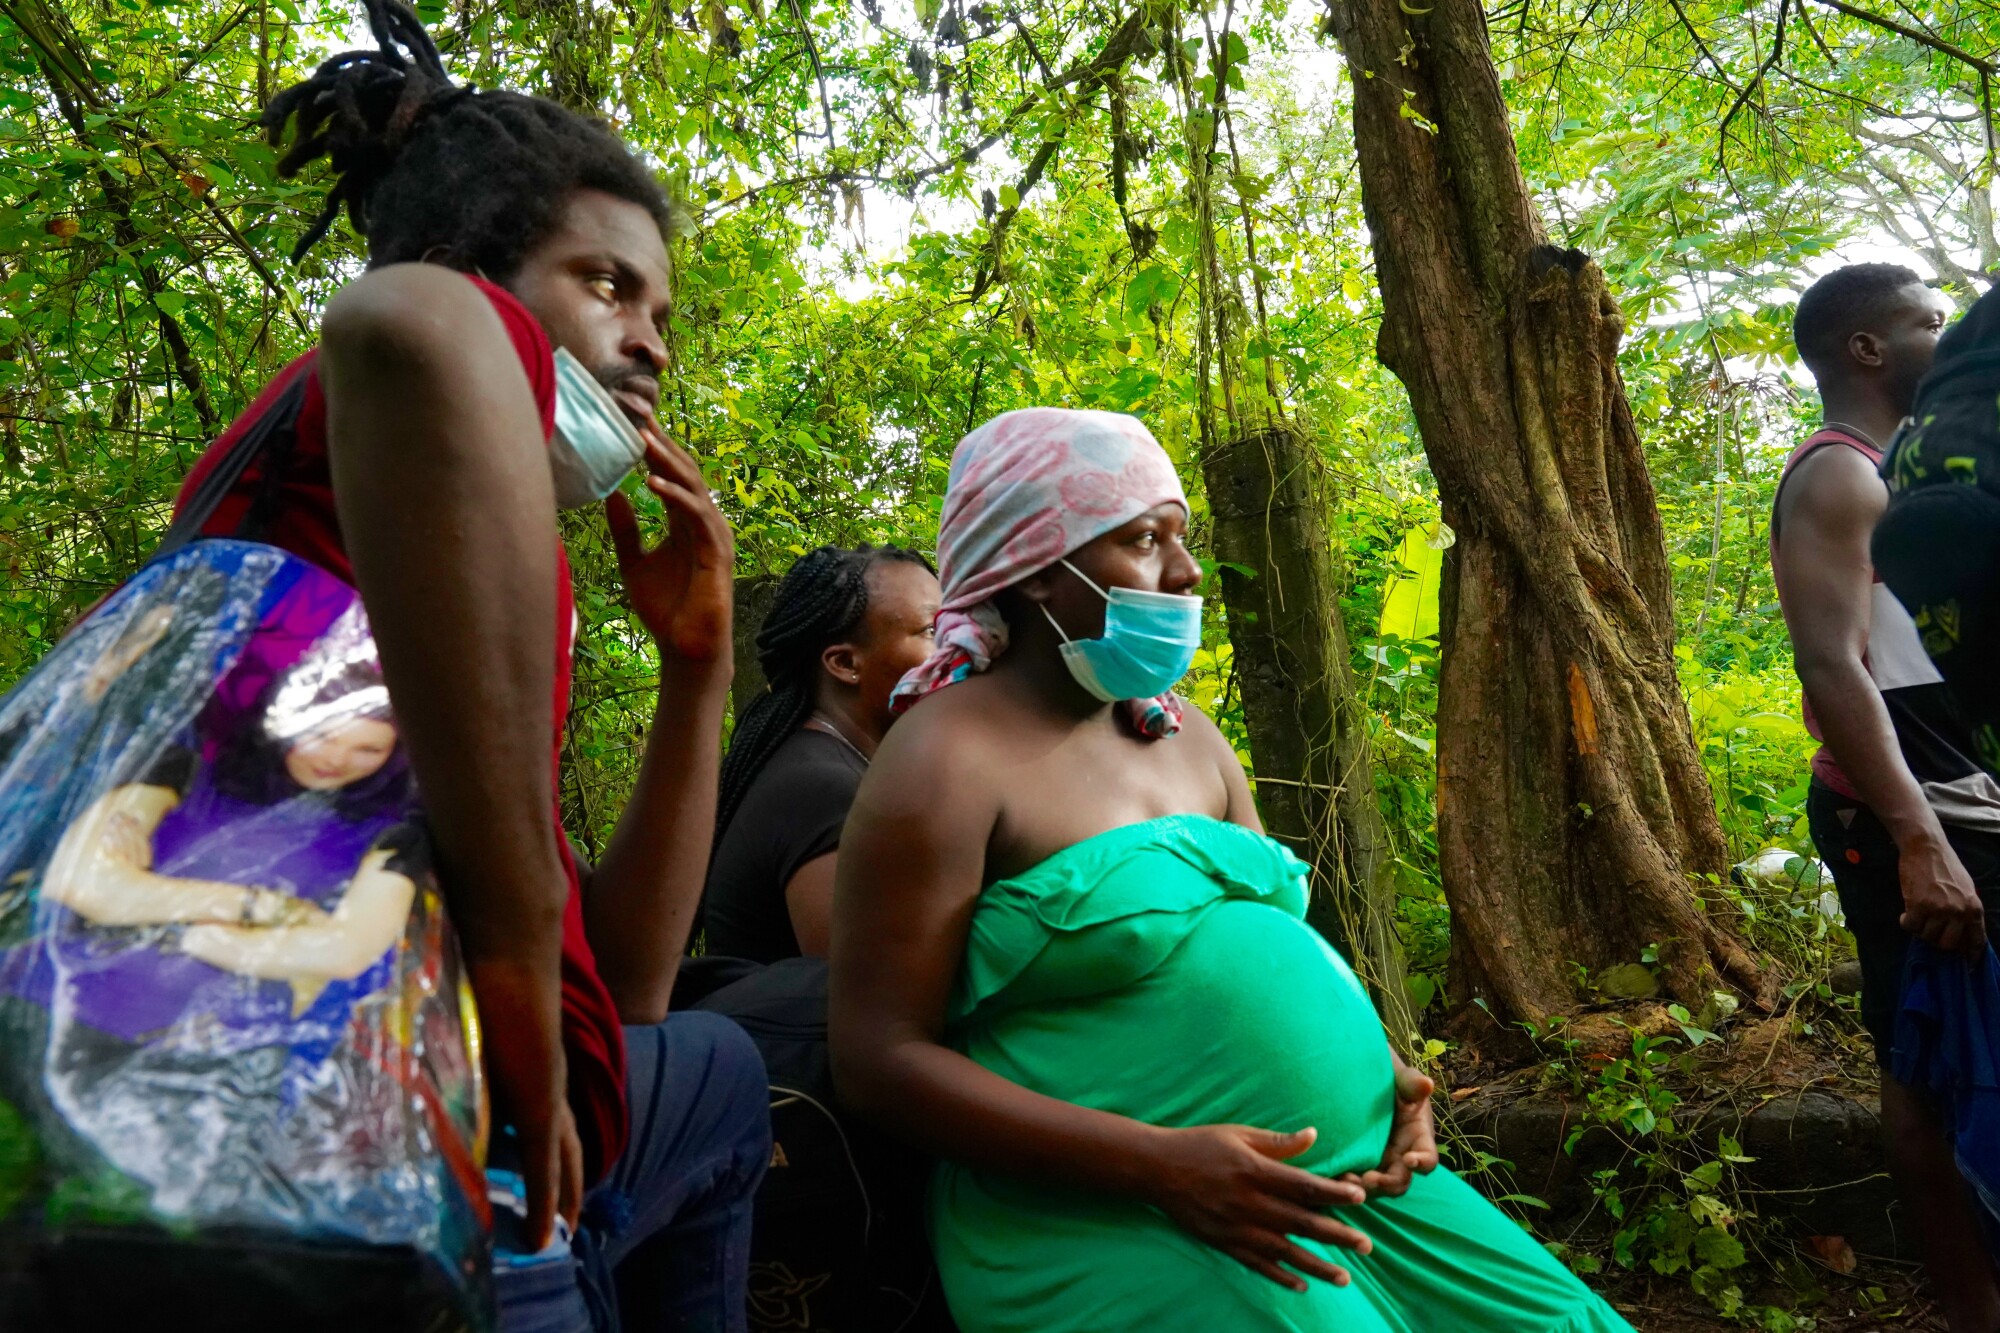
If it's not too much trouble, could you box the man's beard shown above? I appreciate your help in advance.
[593,360,658,402]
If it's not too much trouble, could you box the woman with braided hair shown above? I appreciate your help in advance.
[152,2,771,1327]
[704,545,938,962]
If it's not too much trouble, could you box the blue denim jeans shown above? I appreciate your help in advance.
[494,1012,771,1333]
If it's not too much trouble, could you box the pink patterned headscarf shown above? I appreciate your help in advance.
[890,407,1190,737]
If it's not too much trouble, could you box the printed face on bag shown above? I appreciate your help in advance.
[0,544,481,1277]
[284,716,399,792]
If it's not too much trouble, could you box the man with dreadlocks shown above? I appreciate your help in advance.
[169,3,769,1327]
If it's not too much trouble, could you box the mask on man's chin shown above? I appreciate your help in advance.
[549,347,646,509]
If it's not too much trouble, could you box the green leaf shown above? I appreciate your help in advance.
[998,184,1019,210]
[1717,1134,1754,1164]
[1377,521,1450,641]
[1405,972,1437,1010]
[1494,1193,1549,1209]
[1685,1160,1724,1189]
[1693,1226,1746,1270]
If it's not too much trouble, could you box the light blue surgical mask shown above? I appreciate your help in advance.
[549,347,646,509]
[1040,558,1203,703]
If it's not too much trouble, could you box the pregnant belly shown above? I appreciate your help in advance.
[963,899,1398,1177]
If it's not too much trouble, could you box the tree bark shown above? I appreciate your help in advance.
[1205,425,1414,1034]
[729,574,780,723]
[1325,0,1764,1024]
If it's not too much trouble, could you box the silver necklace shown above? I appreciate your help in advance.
[809,712,871,766]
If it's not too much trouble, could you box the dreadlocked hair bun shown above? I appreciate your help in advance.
[262,0,673,275]
[714,544,933,843]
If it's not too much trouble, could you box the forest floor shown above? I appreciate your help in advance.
[1436,975,1940,1332]
[1602,1264,1940,1331]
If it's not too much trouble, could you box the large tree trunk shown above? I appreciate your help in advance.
[729,574,780,722]
[1205,425,1414,1034]
[1325,0,1763,1023]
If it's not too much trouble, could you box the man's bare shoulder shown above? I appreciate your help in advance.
[1781,440,1886,518]
[321,264,503,360]
[1777,440,1886,547]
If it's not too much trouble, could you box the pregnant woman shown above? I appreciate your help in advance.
[828,408,1631,1332]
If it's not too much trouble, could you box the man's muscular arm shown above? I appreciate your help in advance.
[319,264,582,1248]
[1776,444,1983,953]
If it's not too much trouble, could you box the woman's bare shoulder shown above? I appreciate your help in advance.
[1173,695,1234,750]
[882,677,1018,752]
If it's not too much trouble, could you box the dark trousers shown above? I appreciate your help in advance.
[494,1011,771,1333]
[1806,781,2000,1068]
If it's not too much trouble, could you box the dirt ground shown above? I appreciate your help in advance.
[1439,997,1948,1332]
[1600,1259,1942,1331]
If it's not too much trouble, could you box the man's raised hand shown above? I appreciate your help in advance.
[605,424,734,668]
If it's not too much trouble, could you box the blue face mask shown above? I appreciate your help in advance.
[1040,559,1203,703]
[549,347,646,509]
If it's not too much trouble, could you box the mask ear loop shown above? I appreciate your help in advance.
[1043,557,1113,643]
[1039,602,1075,644]
[1059,558,1112,600]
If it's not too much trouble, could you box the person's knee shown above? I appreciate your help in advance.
[668,1011,772,1165]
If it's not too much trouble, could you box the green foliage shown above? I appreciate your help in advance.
[1537,1022,1814,1330]
[0,1095,39,1222]
[5,0,1994,1316]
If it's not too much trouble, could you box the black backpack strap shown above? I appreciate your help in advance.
[155,373,310,560]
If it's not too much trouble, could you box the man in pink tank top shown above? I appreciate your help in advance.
[1774,264,2000,1326]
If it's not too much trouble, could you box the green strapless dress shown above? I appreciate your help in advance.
[931,815,1633,1333]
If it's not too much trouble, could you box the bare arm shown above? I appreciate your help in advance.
[179,848,413,981]
[318,264,580,1245]
[1776,445,1982,952]
[1184,707,1261,833]
[829,709,1371,1293]
[45,785,308,927]
[582,430,735,1023]
[784,851,836,957]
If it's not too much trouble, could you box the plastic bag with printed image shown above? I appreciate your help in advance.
[0,539,490,1329]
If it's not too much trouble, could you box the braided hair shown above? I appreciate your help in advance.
[261,0,673,274]
[715,544,933,843]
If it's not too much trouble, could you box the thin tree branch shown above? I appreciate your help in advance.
[1717,0,1791,168]
[783,0,838,147]
[151,3,253,100]
[1663,0,1744,95]
[1006,5,1055,83]
[1793,0,1838,66]
[1806,0,1997,75]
